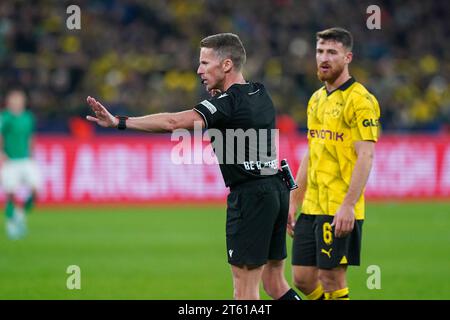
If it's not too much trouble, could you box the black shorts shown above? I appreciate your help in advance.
[226,175,289,267]
[292,214,363,269]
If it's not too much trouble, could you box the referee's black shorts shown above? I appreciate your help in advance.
[226,175,289,267]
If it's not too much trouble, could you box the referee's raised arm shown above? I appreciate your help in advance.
[86,96,205,132]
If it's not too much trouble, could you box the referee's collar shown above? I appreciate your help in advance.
[326,77,355,96]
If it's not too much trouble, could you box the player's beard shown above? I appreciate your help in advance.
[317,63,345,83]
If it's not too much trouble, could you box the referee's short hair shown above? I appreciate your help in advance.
[200,33,247,71]
[316,27,353,51]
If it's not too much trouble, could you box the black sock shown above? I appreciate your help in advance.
[278,288,302,300]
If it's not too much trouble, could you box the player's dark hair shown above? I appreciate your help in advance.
[200,33,246,71]
[316,27,353,51]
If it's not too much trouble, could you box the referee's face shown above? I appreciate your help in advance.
[316,39,350,83]
[198,47,226,92]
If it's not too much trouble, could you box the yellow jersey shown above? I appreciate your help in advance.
[302,78,380,220]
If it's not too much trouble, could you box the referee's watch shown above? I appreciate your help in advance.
[115,116,128,130]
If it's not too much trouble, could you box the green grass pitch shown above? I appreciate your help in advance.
[1,202,449,299]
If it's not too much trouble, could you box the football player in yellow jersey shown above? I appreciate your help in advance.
[287,28,380,300]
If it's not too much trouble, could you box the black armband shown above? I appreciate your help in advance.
[115,116,128,130]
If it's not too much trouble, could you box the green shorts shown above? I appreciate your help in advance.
[226,175,289,267]
[292,214,363,269]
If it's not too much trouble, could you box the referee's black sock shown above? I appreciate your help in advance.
[278,288,302,300]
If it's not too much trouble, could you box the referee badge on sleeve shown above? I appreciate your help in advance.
[200,100,217,114]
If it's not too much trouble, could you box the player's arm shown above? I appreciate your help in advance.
[332,140,374,237]
[30,114,36,157]
[0,119,7,164]
[287,149,309,237]
[85,96,205,132]
[0,135,6,164]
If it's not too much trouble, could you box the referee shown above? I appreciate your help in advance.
[86,33,300,300]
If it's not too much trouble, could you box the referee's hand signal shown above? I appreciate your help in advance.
[86,96,118,129]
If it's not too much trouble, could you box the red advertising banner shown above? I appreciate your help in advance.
[2,134,450,203]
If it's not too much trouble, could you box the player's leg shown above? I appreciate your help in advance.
[5,194,26,239]
[4,193,16,233]
[292,214,324,299]
[1,161,15,219]
[315,216,364,300]
[292,265,324,299]
[6,160,32,237]
[4,194,15,219]
[318,266,349,300]
[24,190,37,212]
[24,159,41,213]
[231,264,264,300]
[1,162,23,239]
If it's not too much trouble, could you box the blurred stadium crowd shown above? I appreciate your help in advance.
[0,0,449,133]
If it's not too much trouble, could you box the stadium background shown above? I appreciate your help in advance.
[0,0,449,299]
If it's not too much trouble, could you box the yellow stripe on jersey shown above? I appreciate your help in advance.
[302,78,380,220]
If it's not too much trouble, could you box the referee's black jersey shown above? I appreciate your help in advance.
[194,82,278,188]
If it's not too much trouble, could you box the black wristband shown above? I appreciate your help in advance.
[115,116,128,130]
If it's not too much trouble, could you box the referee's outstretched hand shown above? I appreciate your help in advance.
[86,96,118,128]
